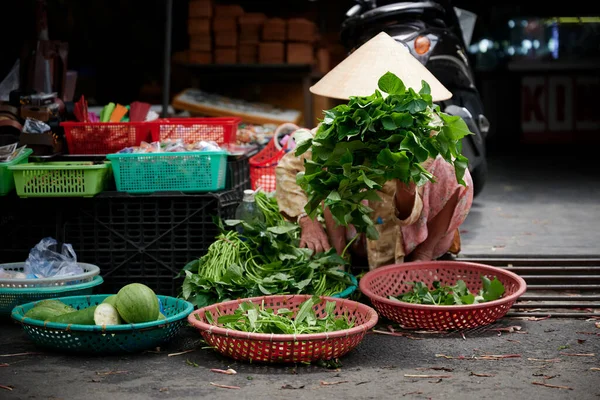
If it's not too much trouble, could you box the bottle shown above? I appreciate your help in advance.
[235,190,265,230]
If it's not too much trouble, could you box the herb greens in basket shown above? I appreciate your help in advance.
[202,296,355,335]
[179,192,353,308]
[294,72,472,240]
[389,276,505,305]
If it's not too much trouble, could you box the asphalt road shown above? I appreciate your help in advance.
[1,317,598,400]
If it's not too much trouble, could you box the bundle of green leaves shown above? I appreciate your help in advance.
[203,296,355,335]
[390,276,506,305]
[295,72,473,240]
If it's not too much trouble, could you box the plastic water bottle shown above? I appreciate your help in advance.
[235,190,265,233]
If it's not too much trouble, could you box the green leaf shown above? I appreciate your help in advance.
[327,191,341,202]
[460,293,475,304]
[267,225,299,235]
[453,154,469,186]
[392,112,413,128]
[359,170,379,189]
[295,139,313,156]
[440,113,473,140]
[378,72,406,95]
[482,276,505,301]
[419,80,431,95]
[381,116,397,130]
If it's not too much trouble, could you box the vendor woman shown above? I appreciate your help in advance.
[275,32,474,270]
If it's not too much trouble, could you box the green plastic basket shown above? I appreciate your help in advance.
[11,294,194,354]
[331,272,358,299]
[106,150,227,194]
[0,148,33,196]
[8,161,112,198]
[0,275,103,317]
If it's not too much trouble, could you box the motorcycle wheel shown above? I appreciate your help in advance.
[470,158,487,198]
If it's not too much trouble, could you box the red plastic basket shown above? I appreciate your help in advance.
[156,117,241,145]
[248,137,287,192]
[61,117,241,155]
[187,294,379,363]
[61,121,158,155]
[359,261,527,331]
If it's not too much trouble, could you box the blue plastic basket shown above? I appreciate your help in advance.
[0,275,103,317]
[106,150,228,194]
[11,294,194,354]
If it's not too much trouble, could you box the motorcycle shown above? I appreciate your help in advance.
[340,0,489,196]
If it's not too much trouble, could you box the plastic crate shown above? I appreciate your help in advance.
[225,154,251,194]
[249,138,287,193]
[156,117,241,145]
[8,161,112,198]
[0,148,33,196]
[61,121,158,155]
[62,190,241,296]
[107,150,227,194]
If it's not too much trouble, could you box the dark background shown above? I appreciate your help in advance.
[1,0,599,152]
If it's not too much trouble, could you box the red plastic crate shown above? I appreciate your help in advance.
[61,121,158,155]
[156,117,241,145]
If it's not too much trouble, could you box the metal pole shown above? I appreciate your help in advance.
[162,0,173,118]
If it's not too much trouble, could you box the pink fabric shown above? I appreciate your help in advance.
[401,157,474,258]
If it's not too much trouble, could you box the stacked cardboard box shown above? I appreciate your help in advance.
[286,18,317,65]
[188,0,213,64]
[183,2,323,67]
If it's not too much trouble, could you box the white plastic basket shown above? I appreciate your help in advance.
[0,262,100,289]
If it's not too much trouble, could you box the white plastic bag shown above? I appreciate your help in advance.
[23,237,83,278]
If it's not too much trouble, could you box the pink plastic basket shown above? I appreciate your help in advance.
[188,294,378,363]
[359,261,527,331]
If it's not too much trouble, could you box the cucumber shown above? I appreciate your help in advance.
[24,300,76,321]
[94,303,121,325]
[48,305,98,325]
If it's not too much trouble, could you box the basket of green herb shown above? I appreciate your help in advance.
[188,294,378,363]
[359,261,527,331]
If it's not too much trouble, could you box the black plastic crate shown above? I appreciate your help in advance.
[225,155,251,194]
[62,190,240,296]
[0,194,58,263]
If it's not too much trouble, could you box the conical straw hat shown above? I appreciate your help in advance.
[310,31,452,101]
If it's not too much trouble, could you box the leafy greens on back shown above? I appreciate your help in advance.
[295,72,472,240]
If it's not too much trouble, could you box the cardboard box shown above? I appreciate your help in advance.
[239,43,258,63]
[188,0,212,18]
[187,18,210,35]
[287,18,317,42]
[189,51,212,64]
[239,13,266,44]
[189,35,212,52]
[215,48,237,64]
[259,42,284,64]
[214,4,244,18]
[213,17,237,32]
[286,43,314,64]
[262,18,286,41]
[316,47,331,74]
[215,31,237,48]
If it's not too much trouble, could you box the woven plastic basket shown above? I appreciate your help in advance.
[11,294,194,354]
[0,148,33,196]
[248,137,287,193]
[188,294,378,363]
[359,261,527,331]
[0,262,100,289]
[9,161,112,198]
[0,275,103,317]
[107,150,227,194]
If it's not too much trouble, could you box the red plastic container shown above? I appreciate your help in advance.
[61,117,242,155]
[249,137,287,192]
[62,121,157,155]
[156,117,241,145]
[188,294,378,363]
[359,261,527,331]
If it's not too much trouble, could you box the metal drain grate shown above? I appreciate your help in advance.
[456,257,600,318]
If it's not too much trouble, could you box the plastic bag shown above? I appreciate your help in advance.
[23,237,83,278]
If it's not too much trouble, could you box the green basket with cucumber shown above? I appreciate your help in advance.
[11,283,194,354]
